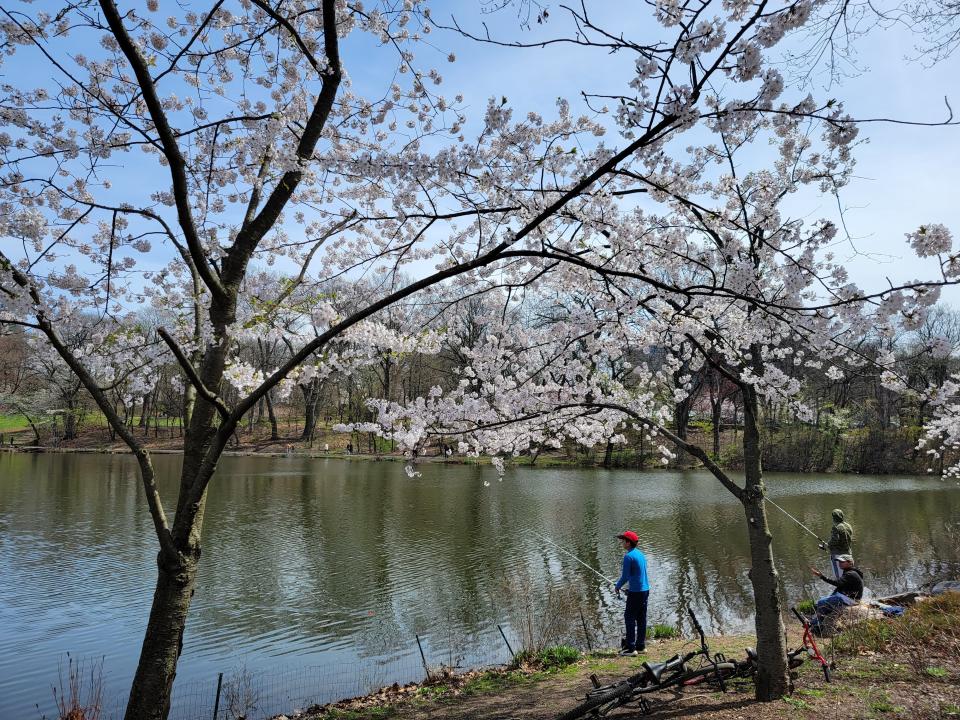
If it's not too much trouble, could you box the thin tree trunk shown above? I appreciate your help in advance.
[711,398,722,458]
[265,390,279,441]
[139,395,150,428]
[16,405,42,445]
[741,387,789,701]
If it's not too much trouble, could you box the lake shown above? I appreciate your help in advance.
[1,452,958,719]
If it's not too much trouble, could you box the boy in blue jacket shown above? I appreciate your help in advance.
[615,530,650,655]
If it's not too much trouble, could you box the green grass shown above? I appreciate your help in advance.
[585,658,619,672]
[870,700,901,714]
[459,671,521,696]
[795,599,816,615]
[0,412,186,434]
[783,696,810,710]
[0,414,30,432]
[513,645,580,671]
[413,683,450,700]
[647,623,679,640]
[851,687,906,717]
[925,666,948,678]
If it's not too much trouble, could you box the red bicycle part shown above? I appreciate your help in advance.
[792,606,832,683]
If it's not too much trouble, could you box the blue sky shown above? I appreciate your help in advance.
[5,1,958,305]
[422,2,960,303]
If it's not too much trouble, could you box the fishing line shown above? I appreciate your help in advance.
[763,495,828,550]
[528,529,618,586]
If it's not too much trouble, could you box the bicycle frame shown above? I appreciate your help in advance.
[560,607,830,720]
[791,606,832,682]
[582,609,731,711]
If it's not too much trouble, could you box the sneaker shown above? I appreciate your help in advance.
[620,649,638,656]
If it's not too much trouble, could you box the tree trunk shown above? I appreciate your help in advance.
[17,406,41,445]
[124,552,199,720]
[671,398,692,467]
[64,405,77,440]
[300,381,321,442]
[603,438,614,467]
[741,387,789,701]
[139,395,150,428]
[183,384,196,432]
[673,398,691,440]
[302,399,317,442]
[265,390,279,441]
[711,398,722,458]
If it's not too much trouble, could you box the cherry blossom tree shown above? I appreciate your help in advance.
[2,0,956,715]
[349,114,959,697]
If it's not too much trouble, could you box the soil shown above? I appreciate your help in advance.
[295,632,960,720]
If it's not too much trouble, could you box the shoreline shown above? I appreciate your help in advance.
[0,444,918,476]
[0,444,494,464]
[0,443,904,475]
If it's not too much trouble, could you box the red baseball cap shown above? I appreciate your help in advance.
[617,530,639,543]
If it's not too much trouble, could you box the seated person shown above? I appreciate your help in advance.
[809,554,863,625]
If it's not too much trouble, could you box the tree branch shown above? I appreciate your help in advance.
[98,0,226,302]
[157,328,230,421]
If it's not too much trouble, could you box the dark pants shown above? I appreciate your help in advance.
[624,590,649,651]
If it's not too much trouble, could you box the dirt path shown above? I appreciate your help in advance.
[308,627,960,720]
[394,654,959,720]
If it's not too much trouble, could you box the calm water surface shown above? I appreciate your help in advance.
[1,453,958,718]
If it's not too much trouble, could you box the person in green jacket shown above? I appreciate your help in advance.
[823,509,853,578]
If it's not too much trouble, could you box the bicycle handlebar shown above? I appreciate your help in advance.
[791,606,806,624]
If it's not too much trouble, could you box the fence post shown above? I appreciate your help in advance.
[212,672,223,720]
[415,634,432,681]
[579,609,593,652]
[496,624,515,658]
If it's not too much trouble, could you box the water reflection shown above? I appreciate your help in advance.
[0,453,957,718]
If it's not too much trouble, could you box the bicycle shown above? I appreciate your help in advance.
[556,608,820,719]
[555,609,746,720]
[791,605,833,682]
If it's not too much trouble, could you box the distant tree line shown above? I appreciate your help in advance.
[4,297,957,475]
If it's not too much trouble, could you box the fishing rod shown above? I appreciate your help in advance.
[763,495,828,549]
[529,529,618,586]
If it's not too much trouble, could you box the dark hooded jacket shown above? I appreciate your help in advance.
[828,509,853,554]
[819,565,864,600]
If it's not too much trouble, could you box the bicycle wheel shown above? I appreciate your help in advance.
[821,663,832,683]
[555,682,634,720]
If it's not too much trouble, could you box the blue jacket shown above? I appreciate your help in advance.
[615,547,649,593]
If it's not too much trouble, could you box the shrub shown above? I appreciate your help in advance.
[831,617,894,655]
[647,623,679,640]
[512,645,580,671]
[49,654,103,720]
[832,591,960,667]
[497,568,596,656]
[536,645,581,670]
